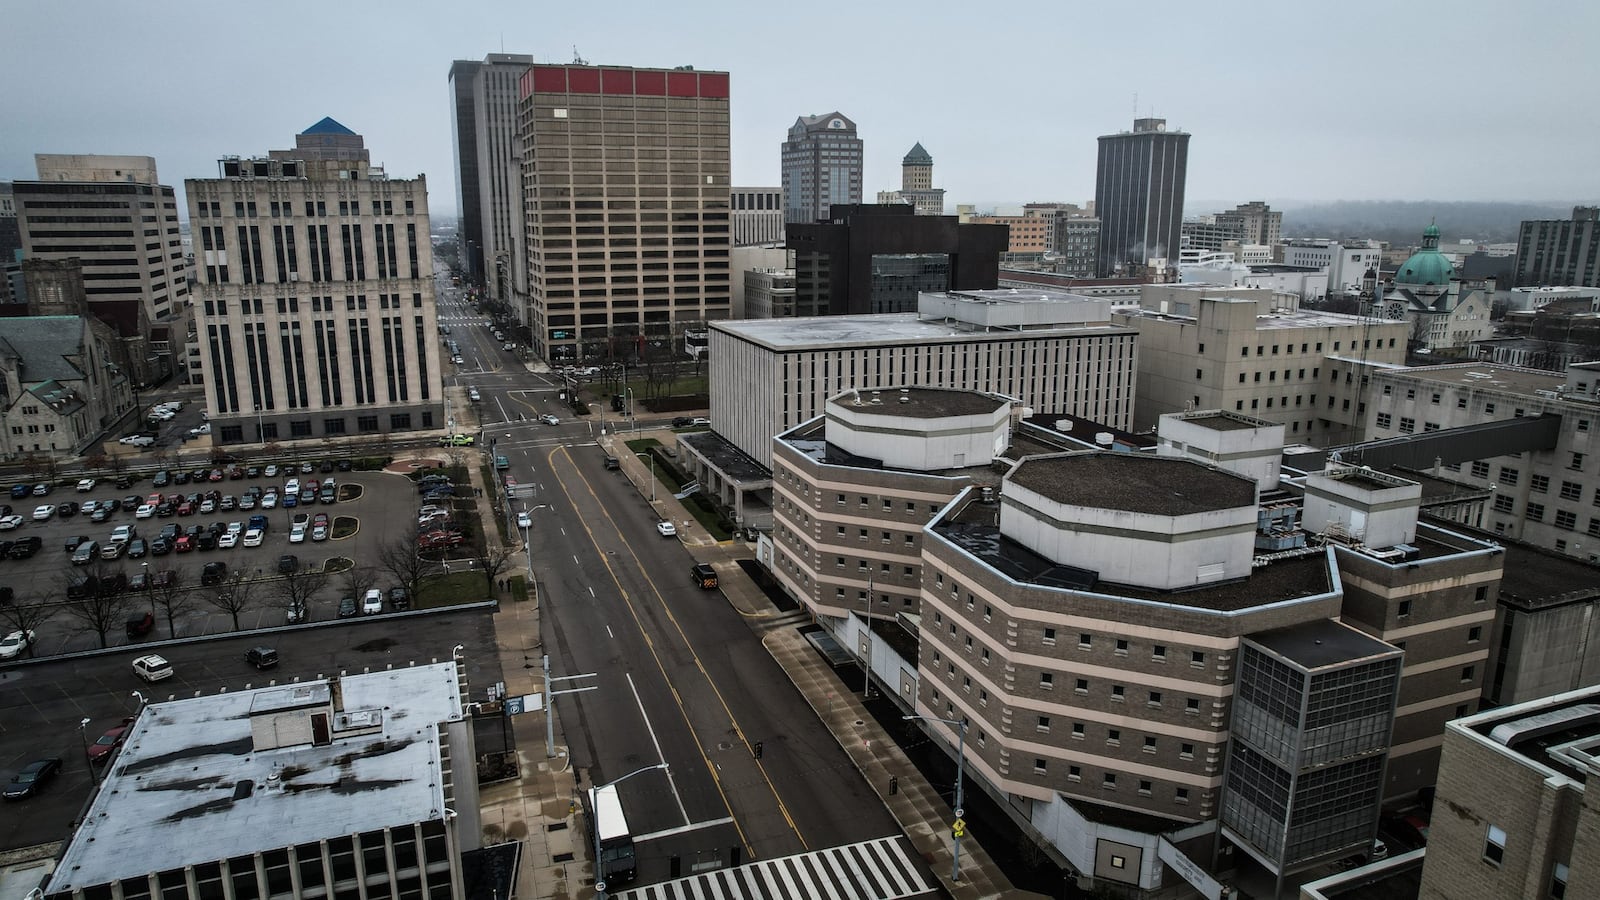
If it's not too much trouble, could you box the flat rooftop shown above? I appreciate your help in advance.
[1461,687,1600,787]
[779,418,1007,483]
[1176,411,1273,432]
[678,430,773,485]
[710,313,1135,350]
[832,387,1008,419]
[1009,453,1257,517]
[1378,363,1565,396]
[1417,514,1600,609]
[1123,305,1390,331]
[1249,619,1399,670]
[51,664,463,891]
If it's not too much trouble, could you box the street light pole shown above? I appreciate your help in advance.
[592,763,669,900]
[79,717,98,786]
[863,575,874,698]
[634,452,656,502]
[904,714,968,883]
[143,561,153,615]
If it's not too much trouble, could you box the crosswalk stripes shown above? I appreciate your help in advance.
[612,835,937,900]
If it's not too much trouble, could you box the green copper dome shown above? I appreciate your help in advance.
[1395,220,1455,287]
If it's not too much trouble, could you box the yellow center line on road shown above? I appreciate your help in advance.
[546,444,808,857]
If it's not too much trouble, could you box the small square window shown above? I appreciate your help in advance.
[1484,824,1506,866]
[1075,679,1089,693]
[1111,685,1125,700]
[1033,759,1048,775]
[1042,627,1056,645]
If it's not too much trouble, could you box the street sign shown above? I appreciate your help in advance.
[504,694,543,715]
[951,818,966,838]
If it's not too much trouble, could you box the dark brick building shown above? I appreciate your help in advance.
[784,204,1006,316]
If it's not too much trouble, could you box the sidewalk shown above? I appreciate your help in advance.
[601,430,1044,900]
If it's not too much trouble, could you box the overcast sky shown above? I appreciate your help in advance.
[4,0,1597,219]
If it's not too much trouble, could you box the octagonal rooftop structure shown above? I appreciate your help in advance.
[1003,452,1261,590]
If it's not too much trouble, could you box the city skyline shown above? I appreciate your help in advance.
[4,1,1598,219]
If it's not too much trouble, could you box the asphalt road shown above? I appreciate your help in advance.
[0,608,500,853]
[502,425,902,883]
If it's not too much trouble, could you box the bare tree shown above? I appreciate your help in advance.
[378,523,431,606]
[207,570,261,631]
[148,564,196,637]
[472,541,519,595]
[273,565,330,619]
[338,565,379,603]
[85,452,110,479]
[0,592,56,660]
[60,565,132,649]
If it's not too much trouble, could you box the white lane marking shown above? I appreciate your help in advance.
[627,671,690,825]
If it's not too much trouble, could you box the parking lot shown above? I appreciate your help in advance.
[0,465,468,655]
[0,608,502,852]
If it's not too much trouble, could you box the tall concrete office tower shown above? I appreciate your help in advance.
[1094,117,1190,277]
[186,119,444,445]
[781,112,862,224]
[518,64,731,366]
[13,155,189,385]
[449,53,533,320]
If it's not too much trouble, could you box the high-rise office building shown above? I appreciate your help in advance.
[781,112,862,224]
[186,119,444,445]
[1215,200,1281,247]
[1512,206,1600,287]
[12,155,188,375]
[1094,118,1190,277]
[518,64,732,365]
[449,53,533,319]
[730,186,784,246]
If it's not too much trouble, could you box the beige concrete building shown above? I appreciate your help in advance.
[186,119,444,445]
[1417,686,1600,900]
[896,143,944,216]
[730,186,783,246]
[769,388,1016,625]
[742,267,796,319]
[449,53,534,320]
[1114,284,1409,443]
[519,64,731,366]
[1366,362,1600,558]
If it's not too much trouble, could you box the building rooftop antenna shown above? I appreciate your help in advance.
[572,45,588,65]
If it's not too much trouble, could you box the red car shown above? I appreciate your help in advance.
[176,502,195,517]
[417,530,465,549]
[209,469,225,482]
[174,534,194,552]
[86,717,137,765]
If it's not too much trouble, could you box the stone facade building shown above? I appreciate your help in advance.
[186,119,444,445]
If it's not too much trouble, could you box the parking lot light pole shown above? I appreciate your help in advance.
[904,713,969,883]
[79,717,98,786]
[593,763,669,900]
[143,562,153,614]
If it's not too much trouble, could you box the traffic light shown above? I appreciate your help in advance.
[753,741,763,759]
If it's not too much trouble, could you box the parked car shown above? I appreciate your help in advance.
[76,478,96,492]
[277,554,298,573]
[539,414,560,426]
[388,586,411,611]
[2,758,63,799]
[245,646,279,669]
[338,596,358,618]
[86,718,137,765]
[125,612,155,639]
[0,629,37,660]
[656,521,677,537]
[126,538,148,558]
[361,589,384,615]
[0,515,23,530]
[131,654,172,682]
[32,505,54,521]
[7,536,41,559]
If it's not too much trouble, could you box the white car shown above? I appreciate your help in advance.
[264,464,279,478]
[217,531,239,549]
[119,435,155,447]
[540,414,560,425]
[32,505,54,521]
[656,521,677,537]
[503,342,516,351]
[261,492,278,509]
[199,498,216,514]
[0,630,37,660]
[361,588,384,615]
[285,478,300,495]
[189,423,211,436]
[452,355,465,364]
[0,515,22,530]
[132,654,173,683]
[226,521,243,535]
[242,528,264,548]
[110,525,135,544]
[289,524,307,544]
[76,478,96,492]
[135,504,156,519]
[468,388,481,402]
[516,511,532,529]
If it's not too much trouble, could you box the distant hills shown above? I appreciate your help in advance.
[1279,200,1577,245]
